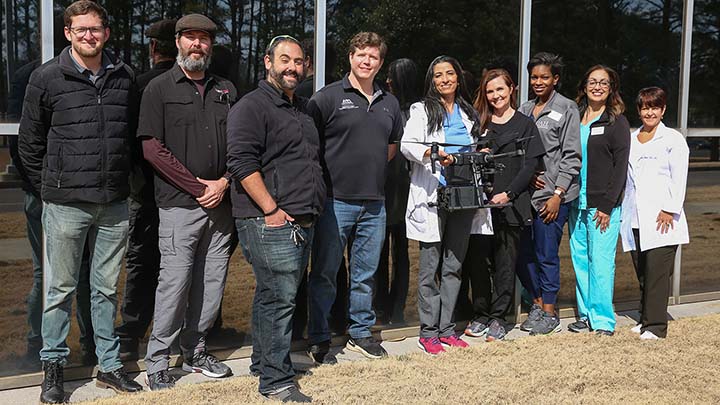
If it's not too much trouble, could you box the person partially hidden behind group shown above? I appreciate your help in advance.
[620,87,689,340]
[401,56,493,355]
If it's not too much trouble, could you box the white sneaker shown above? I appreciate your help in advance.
[640,331,660,340]
[631,323,642,334]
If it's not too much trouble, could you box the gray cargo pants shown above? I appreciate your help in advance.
[145,202,233,375]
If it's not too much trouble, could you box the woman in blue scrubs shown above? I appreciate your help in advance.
[568,65,630,336]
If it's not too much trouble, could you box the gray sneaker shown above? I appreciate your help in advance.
[464,320,489,337]
[568,319,590,333]
[485,320,507,342]
[530,312,561,336]
[182,351,232,378]
[520,304,543,332]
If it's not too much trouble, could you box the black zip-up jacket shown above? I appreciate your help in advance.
[18,47,138,204]
[585,111,631,214]
[226,81,326,218]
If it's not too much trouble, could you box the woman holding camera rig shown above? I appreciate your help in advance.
[465,68,545,342]
[401,55,492,355]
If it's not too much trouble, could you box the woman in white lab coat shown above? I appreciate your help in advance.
[401,55,492,355]
[620,86,689,340]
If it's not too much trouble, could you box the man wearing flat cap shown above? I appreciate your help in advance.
[115,18,177,362]
[140,14,237,390]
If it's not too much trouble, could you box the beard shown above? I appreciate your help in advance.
[269,65,303,91]
[73,42,103,58]
[177,48,211,72]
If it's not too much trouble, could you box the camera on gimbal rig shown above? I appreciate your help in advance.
[410,131,529,211]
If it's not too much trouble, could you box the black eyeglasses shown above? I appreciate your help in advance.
[67,25,105,37]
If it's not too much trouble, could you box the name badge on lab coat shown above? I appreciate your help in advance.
[548,111,562,121]
[590,126,605,136]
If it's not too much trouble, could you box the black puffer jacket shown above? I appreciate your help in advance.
[18,46,137,204]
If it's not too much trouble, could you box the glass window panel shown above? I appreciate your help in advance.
[530,0,683,128]
[689,0,720,127]
[1,0,42,124]
[680,171,720,295]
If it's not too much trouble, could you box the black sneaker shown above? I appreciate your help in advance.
[182,351,232,378]
[307,340,338,365]
[568,319,590,333]
[346,337,387,359]
[96,367,143,393]
[263,386,312,403]
[520,304,543,332]
[40,360,65,404]
[529,312,561,336]
[145,370,175,391]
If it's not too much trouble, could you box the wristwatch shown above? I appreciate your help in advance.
[505,190,517,200]
[553,189,565,198]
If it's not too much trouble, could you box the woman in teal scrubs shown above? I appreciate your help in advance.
[568,65,630,336]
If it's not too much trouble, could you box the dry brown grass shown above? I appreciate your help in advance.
[0,212,26,239]
[82,313,720,405]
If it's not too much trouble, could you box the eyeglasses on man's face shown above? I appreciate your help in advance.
[67,25,106,38]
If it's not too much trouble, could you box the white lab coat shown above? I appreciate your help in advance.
[400,101,493,243]
[620,122,690,252]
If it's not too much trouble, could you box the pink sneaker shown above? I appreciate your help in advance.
[418,337,446,355]
[439,334,469,348]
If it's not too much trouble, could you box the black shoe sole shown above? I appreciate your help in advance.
[96,380,143,393]
[345,340,386,359]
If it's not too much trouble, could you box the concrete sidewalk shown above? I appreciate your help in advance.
[1,299,719,404]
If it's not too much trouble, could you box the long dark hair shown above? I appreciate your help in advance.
[576,64,625,124]
[422,55,476,133]
[387,58,421,110]
[473,68,517,132]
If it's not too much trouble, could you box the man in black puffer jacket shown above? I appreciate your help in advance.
[17,1,142,403]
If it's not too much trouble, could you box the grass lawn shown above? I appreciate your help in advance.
[82,313,720,404]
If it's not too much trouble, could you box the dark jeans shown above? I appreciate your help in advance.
[630,229,677,338]
[471,222,525,330]
[237,218,313,394]
[516,203,570,305]
[116,196,160,345]
[24,193,94,356]
[373,223,409,324]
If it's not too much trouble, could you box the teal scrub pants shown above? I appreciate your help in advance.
[568,206,621,332]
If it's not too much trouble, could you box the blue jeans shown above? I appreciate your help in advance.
[517,203,570,305]
[41,201,128,372]
[25,193,94,356]
[236,217,313,394]
[308,199,386,344]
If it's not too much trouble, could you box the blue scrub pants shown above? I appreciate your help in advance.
[568,206,621,332]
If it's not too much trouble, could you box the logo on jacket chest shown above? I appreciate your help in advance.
[338,98,359,111]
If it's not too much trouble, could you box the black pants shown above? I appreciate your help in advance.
[116,196,160,344]
[458,235,493,322]
[373,223,410,324]
[630,229,677,338]
[469,223,525,330]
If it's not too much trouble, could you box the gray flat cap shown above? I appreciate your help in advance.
[175,14,217,37]
[146,19,176,40]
